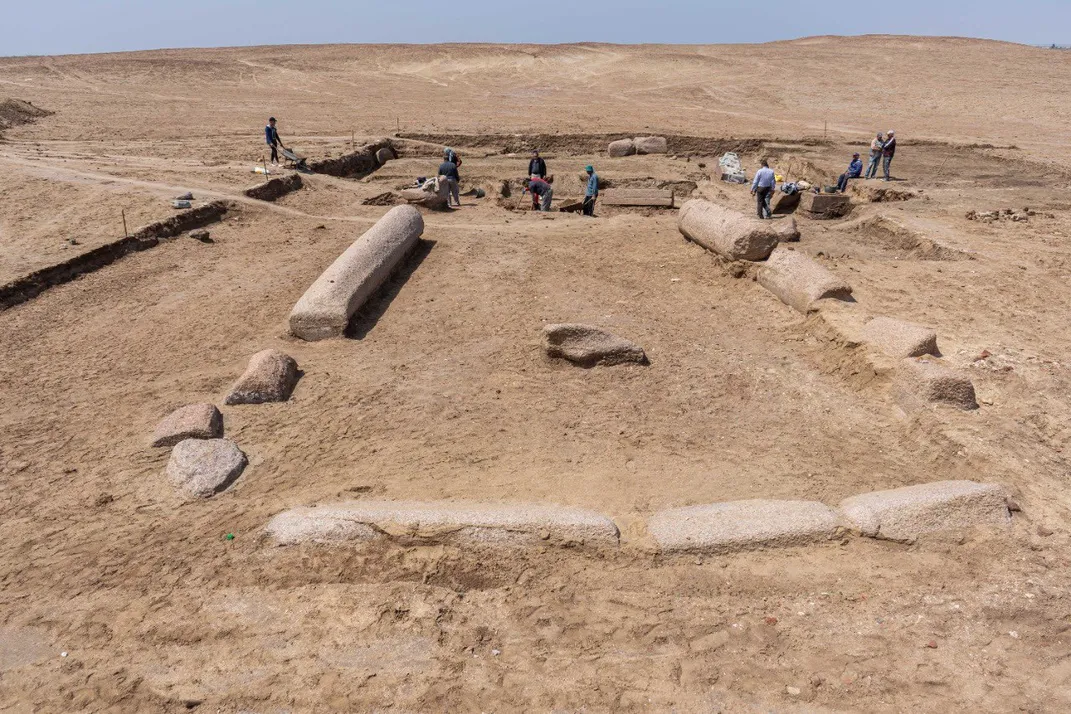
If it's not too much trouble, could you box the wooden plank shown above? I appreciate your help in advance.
[600,188,674,207]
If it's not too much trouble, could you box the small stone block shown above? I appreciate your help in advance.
[757,247,853,313]
[166,438,247,498]
[225,349,300,405]
[862,316,939,358]
[800,192,852,218]
[648,500,840,554]
[150,403,223,448]
[894,357,978,411]
[839,481,1010,542]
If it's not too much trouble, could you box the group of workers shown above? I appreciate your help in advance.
[750,129,900,219]
[522,150,599,216]
[434,146,599,216]
[834,129,898,192]
[264,117,897,222]
[265,120,600,215]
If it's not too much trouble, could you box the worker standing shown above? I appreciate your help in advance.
[528,150,547,180]
[438,156,461,207]
[751,159,776,219]
[265,117,284,165]
[865,132,884,179]
[526,177,554,211]
[583,165,599,217]
[882,130,897,182]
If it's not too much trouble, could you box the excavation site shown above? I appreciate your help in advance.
[1,39,1071,712]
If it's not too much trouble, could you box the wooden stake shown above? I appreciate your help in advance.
[122,209,128,238]
[935,155,950,178]
[824,121,827,138]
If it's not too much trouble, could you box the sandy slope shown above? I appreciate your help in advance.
[1,38,1071,712]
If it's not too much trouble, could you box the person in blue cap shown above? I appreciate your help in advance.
[583,165,599,217]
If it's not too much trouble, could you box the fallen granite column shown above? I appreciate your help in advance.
[289,205,424,341]
[677,199,799,261]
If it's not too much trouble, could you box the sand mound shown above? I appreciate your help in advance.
[0,98,52,133]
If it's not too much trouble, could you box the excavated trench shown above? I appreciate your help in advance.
[396,132,830,158]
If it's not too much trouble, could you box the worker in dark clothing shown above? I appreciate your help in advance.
[882,130,897,181]
[265,117,284,164]
[525,176,554,211]
[528,150,547,180]
[438,158,461,207]
[836,153,864,192]
[443,147,461,167]
[583,165,599,217]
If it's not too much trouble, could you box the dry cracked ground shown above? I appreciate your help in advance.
[2,37,1071,712]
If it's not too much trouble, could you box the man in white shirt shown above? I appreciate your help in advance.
[751,159,777,219]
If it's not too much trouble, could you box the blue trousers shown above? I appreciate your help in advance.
[865,154,880,178]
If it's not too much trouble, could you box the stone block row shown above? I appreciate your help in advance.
[264,481,1012,555]
[607,136,669,157]
[650,481,1010,553]
[675,198,977,411]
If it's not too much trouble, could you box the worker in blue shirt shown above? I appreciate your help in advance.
[583,165,599,217]
[751,159,777,219]
[265,117,284,164]
[837,153,864,192]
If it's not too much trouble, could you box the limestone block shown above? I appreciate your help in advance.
[608,139,636,157]
[634,136,668,155]
[800,191,853,218]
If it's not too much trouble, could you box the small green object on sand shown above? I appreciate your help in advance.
[225,533,235,541]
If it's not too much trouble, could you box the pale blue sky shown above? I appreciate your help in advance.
[5,0,1070,57]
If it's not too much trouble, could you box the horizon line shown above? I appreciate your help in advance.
[0,33,1051,61]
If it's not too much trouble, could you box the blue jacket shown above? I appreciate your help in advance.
[586,172,599,197]
[265,125,279,146]
[847,159,863,178]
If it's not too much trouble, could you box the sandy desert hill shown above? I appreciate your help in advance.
[0,37,1069,151]
[2,36,1071,713]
